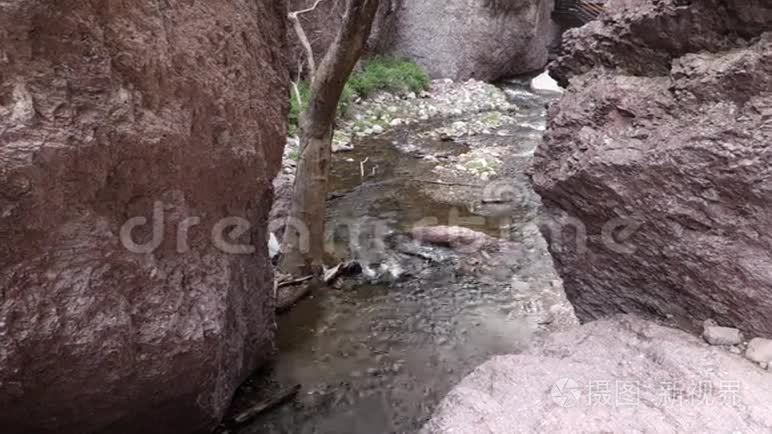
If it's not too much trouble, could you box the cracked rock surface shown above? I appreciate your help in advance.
[532,0,772,337]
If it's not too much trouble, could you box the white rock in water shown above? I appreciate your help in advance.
[746,338,772,364]
[371,125,384,134]
[332,142,354,152]
[530,71,563,94]
[268,232,281,259]
[703,326,743,346]
[389,118,403,127]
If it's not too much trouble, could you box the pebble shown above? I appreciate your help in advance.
[746,338,772,364]
[371,125,384,134]
[702,326,744,346]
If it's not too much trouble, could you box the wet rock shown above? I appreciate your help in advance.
[0,1,288,433]
[533,0,772,337]
[411,226,494,252]
[424,316,772,433]
[746,338,772,365]
[703,326,743,346]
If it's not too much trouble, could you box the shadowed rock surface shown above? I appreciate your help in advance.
[532,0,772,336]
[0,1,287,433]
[424,315,772,433]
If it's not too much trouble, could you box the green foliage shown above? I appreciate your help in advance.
[287,148,300,161]
[348,57,430,98]
[288,81,310,136]
[287,57,430,133]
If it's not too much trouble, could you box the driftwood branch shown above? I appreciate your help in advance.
[413,179,485,187]
[231,385,301,425]
[277,284,314,313]
[278,275,314,288]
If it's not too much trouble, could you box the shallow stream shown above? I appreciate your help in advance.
[235,78,571,434]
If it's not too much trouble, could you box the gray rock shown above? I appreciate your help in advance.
[424,316,772,433]
[703,326,744,346]
[332,141,355,152]
[532,0,772,338]
[381,0,554,81]
[411,226,494,252]
[746,338,772,364]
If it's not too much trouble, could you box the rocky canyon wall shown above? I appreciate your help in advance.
[288,0,554,82]
[380,0,554,81]
[0,1,287,433]
[532,0,772,336]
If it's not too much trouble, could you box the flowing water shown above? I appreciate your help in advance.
[232,79,571,434]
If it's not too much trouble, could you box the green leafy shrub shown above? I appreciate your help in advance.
[349,57,430,98]
[287,57,430,133]
[288,81,310,136]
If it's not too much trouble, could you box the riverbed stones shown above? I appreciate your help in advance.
[0,1,287,433]
[533,0,772,337]
[746,338,772,365]
[703,326,744,346]
[423,315,772,433]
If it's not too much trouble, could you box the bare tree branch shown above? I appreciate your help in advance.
[288,0,325,80]
[294,0,325,15]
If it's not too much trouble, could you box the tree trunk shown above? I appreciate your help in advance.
[280,0,380,276]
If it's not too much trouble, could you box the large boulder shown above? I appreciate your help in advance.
[381,0,554,81]
[424,315,772,433]
[532,0,772,336]
[0,1,287,433]
[287,0,554,82]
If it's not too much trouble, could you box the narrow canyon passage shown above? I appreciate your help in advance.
[235,77,574,433]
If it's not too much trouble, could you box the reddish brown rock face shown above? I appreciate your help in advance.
[532,0,772,336]
[0,1,288,433]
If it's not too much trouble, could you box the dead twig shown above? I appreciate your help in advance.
[276,283,314,313]
[360,157,369,178]
[231,384,301,425]
[413,179,484,187]
[277,275,314,288]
